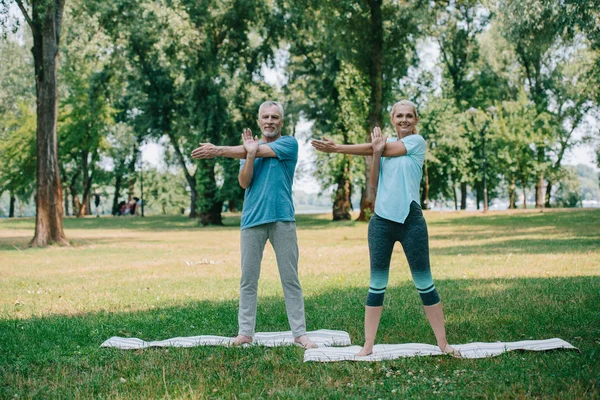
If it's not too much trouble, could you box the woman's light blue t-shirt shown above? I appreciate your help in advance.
[239,135,298,230]
[374,134,426,223]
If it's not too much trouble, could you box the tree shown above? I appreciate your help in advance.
[4,0,69,246]
[428,0,492,209]
[58,4,115,217]
[280,0,419,220]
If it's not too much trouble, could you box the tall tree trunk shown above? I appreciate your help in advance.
[521,174,527,209]
[332,155,352,221]
[475,185,481,210]
[167,131,198,218]
[27,0,68,246]
[63,185,69,216]
[358,0,383,222]
[508,177,516,209]
[9,193,16,218]
[535,173,544,208]
[198,160,222,225]
[69,173,80,216]
[453,184,458,210]
[535,148,545,208]
[189,180,198,218]
[112,172,123,215]
[460,182,467,210]
[77,152,93,217]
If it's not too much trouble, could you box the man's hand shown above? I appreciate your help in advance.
[242,128,259,157]
[191,143,218,159]
[311,137,338,153]
[371,127,386,155]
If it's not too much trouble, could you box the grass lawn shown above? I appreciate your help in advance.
[1,209,599,399]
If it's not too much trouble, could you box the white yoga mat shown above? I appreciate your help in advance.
[101,329,351,350]
[303,338,577,362]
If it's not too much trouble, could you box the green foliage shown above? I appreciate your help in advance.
[0,102,37,202]
[554,166,582,207]
[137,167,189,215]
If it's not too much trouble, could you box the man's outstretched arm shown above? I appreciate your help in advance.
[191,129,277,160]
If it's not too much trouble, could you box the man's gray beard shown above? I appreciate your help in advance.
[263,129,280,138]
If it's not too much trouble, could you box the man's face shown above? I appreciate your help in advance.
[257,105,283,138]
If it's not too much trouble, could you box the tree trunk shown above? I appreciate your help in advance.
[166,131,199,218]
[112,173,122,215]
[9,194,16,218]
[77,152,94,217]
[508,178,516,209]
[521,174,527,209]
[332,155,352,221]
[28,0,68,247]
[189,180,198,218]
[544,181,553,208]
[535,173,544,208]
[475,185,481,210]
[69,173,81,216]
[358,0,383,222]
[460,182,467,210]
[453,184,458,210]
[198,160,222,225]
[63,185,69,216]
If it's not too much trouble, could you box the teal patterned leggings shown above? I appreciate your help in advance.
[366,202,440,307]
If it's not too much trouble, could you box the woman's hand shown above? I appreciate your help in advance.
[371,127,386,155]
[191,143,218,159]
[311,137,338,153]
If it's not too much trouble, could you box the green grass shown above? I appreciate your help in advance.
[1,209,599,399]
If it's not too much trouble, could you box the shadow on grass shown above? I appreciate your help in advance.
[1,276,598,398]
[430,236,600,255]
[1,276,598,359]
[427,208,600,230]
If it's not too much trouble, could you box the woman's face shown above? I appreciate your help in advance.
[391,105,418,135]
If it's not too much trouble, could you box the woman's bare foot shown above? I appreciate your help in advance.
[440,343,462,358]
[231,335,253,346]
[294,335,318,349]
[355,341,374,356]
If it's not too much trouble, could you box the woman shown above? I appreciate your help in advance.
[311,100,459,357]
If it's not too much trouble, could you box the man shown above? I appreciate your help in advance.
[191,101,317,349]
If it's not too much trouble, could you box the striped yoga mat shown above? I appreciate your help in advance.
[101,329,351,350]
[303,338,577,362]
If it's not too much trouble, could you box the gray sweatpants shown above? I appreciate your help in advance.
[239,221,307,337]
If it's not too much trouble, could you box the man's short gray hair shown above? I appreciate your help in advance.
[258,101,284,120]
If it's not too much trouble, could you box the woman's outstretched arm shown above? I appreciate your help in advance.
[311,135,408,157]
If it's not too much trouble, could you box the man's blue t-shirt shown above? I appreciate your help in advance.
[240,135,298,230]
[374,134,426,224]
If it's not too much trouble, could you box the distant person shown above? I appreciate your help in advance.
[312,100,460,357]
[190,101,317,349]
[128,198,137,216]
[93,189,101,218]
[133,197,141,216]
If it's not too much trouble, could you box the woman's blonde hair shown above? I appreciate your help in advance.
[389,100,419,134]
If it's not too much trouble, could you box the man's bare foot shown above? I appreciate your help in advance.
[294,335,318,349]
[440,343,462,358]
[355,342,374,356]
[231,335,253,346]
